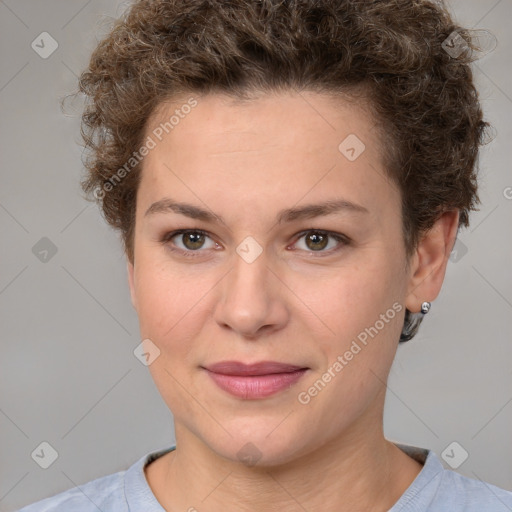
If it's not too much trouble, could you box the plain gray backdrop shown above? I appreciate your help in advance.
[1,0,511,510]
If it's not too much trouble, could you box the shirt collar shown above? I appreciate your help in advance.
[123,442,443,511]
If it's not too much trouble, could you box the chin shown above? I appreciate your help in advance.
[200,417,310,468]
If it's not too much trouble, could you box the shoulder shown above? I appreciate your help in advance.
[392,443,512,512]
[15,446,176,512]
[15,469,126,512]
[432,464,512,511]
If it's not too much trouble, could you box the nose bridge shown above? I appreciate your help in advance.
[214,238,287,337]
[226,240,271,310]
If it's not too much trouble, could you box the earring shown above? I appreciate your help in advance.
[399,301,432,342]
[420,301,431,314]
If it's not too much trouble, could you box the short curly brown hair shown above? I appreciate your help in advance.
[70,0,490,342]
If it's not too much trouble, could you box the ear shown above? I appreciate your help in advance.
[405,209,459,313]
[127,259,138,310]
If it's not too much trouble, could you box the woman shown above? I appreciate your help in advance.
[18,0,512,510]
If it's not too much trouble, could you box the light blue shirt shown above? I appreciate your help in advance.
[16,443,512,511]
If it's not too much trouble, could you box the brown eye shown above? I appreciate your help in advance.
[180,231,206,250]
[293,230,349,255]
[304,231,329,251]
[161,229,216,257]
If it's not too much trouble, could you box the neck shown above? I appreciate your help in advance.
[147,407,423,512]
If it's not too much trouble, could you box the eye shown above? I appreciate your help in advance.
[161,229,217,257]
[292,230,349,255]
[160,228,350,258]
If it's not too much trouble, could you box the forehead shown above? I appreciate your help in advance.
[145,90,380,151]
[138,90,399,223]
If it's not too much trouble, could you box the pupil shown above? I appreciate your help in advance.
[307,232,328,250]
[184,232,204,250]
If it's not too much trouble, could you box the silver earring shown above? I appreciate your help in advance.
[399,301,431,342]
[420,301,431,314]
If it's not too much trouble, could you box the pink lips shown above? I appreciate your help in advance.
[202,361,308,399]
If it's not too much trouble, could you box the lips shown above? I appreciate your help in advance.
[203,360,307,376]
[202,360,308,399]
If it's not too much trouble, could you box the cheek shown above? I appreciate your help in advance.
[294,260,404,431]
[134,263,208,399]
[296,255,403,349]
[134,259,209,339]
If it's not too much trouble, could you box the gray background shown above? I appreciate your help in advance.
[1,1,511,510]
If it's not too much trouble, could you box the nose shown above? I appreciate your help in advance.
[213,246,289,339]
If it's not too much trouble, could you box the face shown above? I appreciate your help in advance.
[128,90,415,465]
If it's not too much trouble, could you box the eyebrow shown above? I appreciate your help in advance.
[144,197,369,225]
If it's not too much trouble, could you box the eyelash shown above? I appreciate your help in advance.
[159,229,351,258]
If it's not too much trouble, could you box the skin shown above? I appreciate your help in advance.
[126,90,459,512]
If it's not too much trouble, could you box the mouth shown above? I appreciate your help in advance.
[201,360,309,399]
